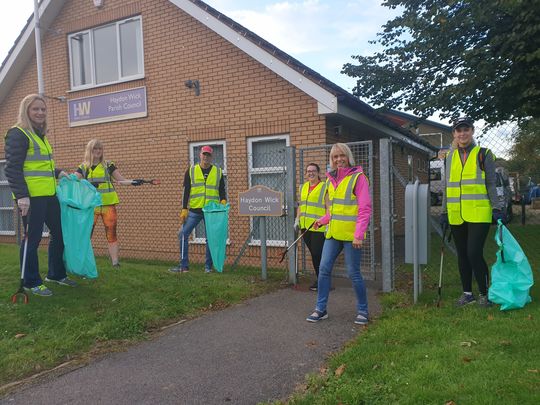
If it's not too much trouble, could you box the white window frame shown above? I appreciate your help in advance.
[0,159,16,236]
[247,134,289,247]
[68,16,145,91]
[188,141,227,244]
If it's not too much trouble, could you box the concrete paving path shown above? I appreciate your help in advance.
[1,279,380,405]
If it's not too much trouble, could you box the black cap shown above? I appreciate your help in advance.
[452,116,474,130]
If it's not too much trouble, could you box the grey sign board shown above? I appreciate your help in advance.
[238,186,283,216]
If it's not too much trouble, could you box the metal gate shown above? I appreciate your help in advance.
[297,141,376,280]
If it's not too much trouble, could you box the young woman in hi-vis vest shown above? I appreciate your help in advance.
[306,143,372,325]
[295,163,327,291]
[4,94,78,296]
[76,139,143,268]
[440,116,505,308]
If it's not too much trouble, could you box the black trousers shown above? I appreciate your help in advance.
[21,195,66,288]
[450,221,491,295]
[302,230,325,278]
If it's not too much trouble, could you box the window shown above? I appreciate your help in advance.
[188,142,227,243]
[0,160,15,235]
[69,16,144,90]
[248,135,289,246]
[429,168,442,181]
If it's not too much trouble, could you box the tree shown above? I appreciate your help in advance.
[342,0,540,126]
[507,118,540,181]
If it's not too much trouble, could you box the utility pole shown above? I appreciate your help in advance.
[34,0,45,95]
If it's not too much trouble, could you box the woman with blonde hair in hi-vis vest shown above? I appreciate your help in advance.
[75,139,144,268]
[306,143,372,325]
[5,94,77,296]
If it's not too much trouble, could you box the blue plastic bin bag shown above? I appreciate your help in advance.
[56,175,102,278]
[488,220,534,310]
[202,201,230,273]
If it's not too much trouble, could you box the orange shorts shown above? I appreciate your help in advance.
[93,205,118,243]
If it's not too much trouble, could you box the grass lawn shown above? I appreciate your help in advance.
[0,245,284,390]
[279,225,540,405]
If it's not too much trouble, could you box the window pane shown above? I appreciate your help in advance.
[94,24,118,84]
[70,33,91,87]
[120,19,143,77]
[252,140,286,168]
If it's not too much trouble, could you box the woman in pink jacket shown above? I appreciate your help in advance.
[306,143,372,325]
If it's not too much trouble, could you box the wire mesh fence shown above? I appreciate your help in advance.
[298,141,375,280]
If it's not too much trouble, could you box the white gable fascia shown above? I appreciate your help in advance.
[168,0,337,114]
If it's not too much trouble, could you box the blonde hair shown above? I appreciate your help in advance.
[329,143,355,170]
[83,139,105,168]
[15,94,48,133]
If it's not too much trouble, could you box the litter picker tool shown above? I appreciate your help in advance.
[11,216,29,304]
[116,179,161,185]
[278,221,315,263]
[436,223,448,307]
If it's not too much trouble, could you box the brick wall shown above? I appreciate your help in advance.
[0,0,327,267]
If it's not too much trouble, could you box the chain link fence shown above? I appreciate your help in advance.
[298,141,375,280]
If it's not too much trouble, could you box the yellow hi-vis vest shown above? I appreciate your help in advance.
[189,164,222,209]
[16,127,56,197]
[446,146,492,225]
[80,162,119,206]
[299,181,327,232]
[325,172,363,241]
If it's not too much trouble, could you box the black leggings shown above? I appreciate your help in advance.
[450,222,491,295]
[302,230,325,278]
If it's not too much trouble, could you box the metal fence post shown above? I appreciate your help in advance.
[379,139,393,292]
[285,146,297,284]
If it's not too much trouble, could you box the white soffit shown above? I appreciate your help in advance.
[338,104,435,154]
[169,0,338,114]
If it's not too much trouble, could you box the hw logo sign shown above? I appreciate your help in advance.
[72,101,91,117]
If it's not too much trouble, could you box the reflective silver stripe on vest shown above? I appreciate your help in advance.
[301,212,321,219]
[23,170,55,177]
[303,201,325,209]
[191,182,205,187]
[97,187,116,193]
[206,185,219,191]
[190,192,206,199]
[90,176,106,182]
[331,214,357,221]
[461,178,485,185]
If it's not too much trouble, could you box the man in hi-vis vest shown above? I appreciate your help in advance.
[169,145,226,273]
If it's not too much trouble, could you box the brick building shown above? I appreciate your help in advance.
[0,0,435,278]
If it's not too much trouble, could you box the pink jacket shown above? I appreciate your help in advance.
[318,166,372,240]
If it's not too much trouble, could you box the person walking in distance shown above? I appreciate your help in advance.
[4,94,77,296]
[169,145,226,273]
[306,143,372,324]
[295,163,327,291]
[440,117,505,308]
[75,139,144,268]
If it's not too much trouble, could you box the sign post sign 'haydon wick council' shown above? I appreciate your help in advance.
[238,186,283,280]
[238,186,283,216]
[68,87,147,127]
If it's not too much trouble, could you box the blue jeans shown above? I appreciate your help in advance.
[22,196,67,288]
[178,211,212,270]
[316,238,368,315]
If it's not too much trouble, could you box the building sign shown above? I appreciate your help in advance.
[68,87,147,127]
[238,186,283,216]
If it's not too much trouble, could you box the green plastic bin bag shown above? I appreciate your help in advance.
[56,175,102,278]
[488,220,534,311]
[202,201,230,273]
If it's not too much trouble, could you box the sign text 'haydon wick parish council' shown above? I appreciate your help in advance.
[68,87,147,127]
[238,186,283,216]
